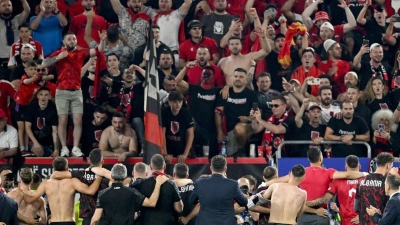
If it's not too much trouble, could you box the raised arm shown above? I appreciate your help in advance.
[178,0,192,15]
[110,0,123,14]
[339,0,356,33]
[20,0,30,22]
[295,98,310,128]
[356,1,370,25]
[353,45,368,70]
[248,28,271,62]
[385,17,397,46]
[281,0,297,23]
[81,57,96,77]
[220,21,240,48]
[84,11,96,46]
[53,1,68,27]
[302,0,322,30]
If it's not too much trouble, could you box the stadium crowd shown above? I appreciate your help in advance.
[1,0,400,223]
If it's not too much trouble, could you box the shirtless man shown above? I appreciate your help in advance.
[249,164,307,225]
[20,157,103,225]
[7,168,47,225]
[218,32,271,87]
[99,112,138,162]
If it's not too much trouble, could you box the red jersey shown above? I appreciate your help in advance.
[300,166,336,202]
[328,178,361,225]
[50,48,89,90]
[318,59,350,93]
[69,14,106,49]
[42,81,57,98]
[179,37,219,62]
[16,75,41,105]
[222,35,254,57]
[290,65,323,96]
[0,80,17,124]
[186,63,225,87]
[309,24,345,47]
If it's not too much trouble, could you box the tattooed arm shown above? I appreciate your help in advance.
[306,192,334,207]
[42,51,68,68]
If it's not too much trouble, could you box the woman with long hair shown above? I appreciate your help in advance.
[371,109,400,156]
[364,76,394,114]
[391,50,400,89]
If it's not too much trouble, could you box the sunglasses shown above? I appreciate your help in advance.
[37,68,46,72]
[271,104,284,108]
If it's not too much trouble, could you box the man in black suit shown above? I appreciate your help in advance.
[0,177,18,225]
[366,174,400,224]
[189,155,248,225]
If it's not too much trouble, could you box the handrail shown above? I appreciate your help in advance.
[276,140,371,158]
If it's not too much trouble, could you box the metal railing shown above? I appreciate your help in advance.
[276,140,371,167]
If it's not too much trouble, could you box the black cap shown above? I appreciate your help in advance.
[187,20,203,29]
[264,3,277,11]
[274,33,285,41]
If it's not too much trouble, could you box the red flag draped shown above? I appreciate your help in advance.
[278,22,307,68]
[94,47,107,98]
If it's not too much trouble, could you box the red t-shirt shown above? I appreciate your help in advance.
[69,14,106,49]
[179,37,219,62]
[290,65,323,96]
[16,75,41,105]
[186,63,225,87]
[0,80,17,124]
[43,81,57,98]
[309,24,345,47]
[328,178,361,225]
[300,166,336,201]
[50,48,89,90]
[222,35,254,57]
[318,59,350,93]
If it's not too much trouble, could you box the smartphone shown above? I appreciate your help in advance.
[395,16,400,22]
[253,103,258,111]
[362,39,369,46]
[379,103,389,110]
[233,14,241,21]
[311,131,320,140]
[307,78,320,85]
[264,8,276,18]
[378,124,385,132]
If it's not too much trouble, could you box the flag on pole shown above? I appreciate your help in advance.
[143,23,164,164]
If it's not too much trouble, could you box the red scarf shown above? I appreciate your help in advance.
[94,47,107,98]
[126,8,149,23]
[151,171,165,177]
[116,84,135,121]
[262,112,289,150]
[153,10,186,45]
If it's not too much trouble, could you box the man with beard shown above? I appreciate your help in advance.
[314,86,341,125]
[30,0,68,56]
[177,63,220,157]
[81,106,109,156]
[151,0,192,67]
[69,0,106,49]
[353,43,391,90]
[179,20,220,69]
[218,33,270,88]
[157,51,178,88]
[251,95,296,158]
[336,72,359,102]
[104,66,145,152]
[291,47,324,97]
[25,87,59,157]
[346,85,371,126]
[216,68,258,156]
[355,152,395,225]
[0,0,30,80]
[255,72,280,120]
[201,0,233,45]
[99,112,138,162]
[41,32,97,158]
[185,46,225,87]
[325,101,370,157]
[302,0,356,49]
[295,98,326,157]
[109,0,149,51]
[319,40,351,95]
[10,44,35,89]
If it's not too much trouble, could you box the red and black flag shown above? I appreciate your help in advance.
[143,23,164,164]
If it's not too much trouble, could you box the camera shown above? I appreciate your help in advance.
[240,185,249,195]
[4,173,14,181]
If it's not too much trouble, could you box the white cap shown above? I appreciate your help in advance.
[320,22,334,31]
[323,39,336,52]
[370,43,381,52]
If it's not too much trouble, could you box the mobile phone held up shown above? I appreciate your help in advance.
[307,78,320,85]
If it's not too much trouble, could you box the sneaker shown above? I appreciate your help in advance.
[60,147,70,157]
[21,150,35,157]
[71,147,84,157]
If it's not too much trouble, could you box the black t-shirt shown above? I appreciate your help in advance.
[10,64,25,81]
[357,62,392,91]
[356,173,388,225]
[108,81,145,121]
[81,74,109,114]
[158,69,179,90]
[367,94,395,114]
[256,90,280,120]
[175,182,196,225]
[266,51,295,92]
[81,121,109,156]
[188,85,219,131]
[296,122,326,157]
[354,104,372,126]
[329,0,364,25]
[97,183,145,225]
[217,87,258,132]
[327,116,370,157]
[133,174,182,225]
[71,170,109,218]
[24,102,58,146]
[391,88,400,103]
[162,107,194,156]
[201,13,234,45]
